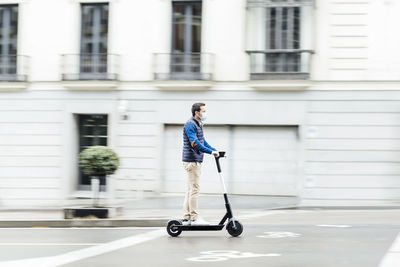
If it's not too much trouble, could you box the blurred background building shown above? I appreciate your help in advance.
[0,0,400,208]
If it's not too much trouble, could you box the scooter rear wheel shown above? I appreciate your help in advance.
[167,220,182,237]
[226,220,243,237]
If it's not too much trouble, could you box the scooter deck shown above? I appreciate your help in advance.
[175,224,225,231]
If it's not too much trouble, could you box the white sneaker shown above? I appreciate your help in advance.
[182,219,191,226]
[191,217,210,225]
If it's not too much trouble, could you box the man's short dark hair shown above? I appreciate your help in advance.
[192,103,205,116]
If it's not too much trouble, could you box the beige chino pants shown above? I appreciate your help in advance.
[182,162,202,221]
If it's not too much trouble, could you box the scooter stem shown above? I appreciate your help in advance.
[215,151,228,195]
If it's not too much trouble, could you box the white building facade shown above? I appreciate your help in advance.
[1,0,400,207]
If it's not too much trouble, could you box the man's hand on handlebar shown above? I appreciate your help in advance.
[212,151,220,158]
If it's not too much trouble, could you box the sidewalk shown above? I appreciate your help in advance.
[0,195,299,228]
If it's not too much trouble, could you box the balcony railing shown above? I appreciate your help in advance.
[154,53,214,81]
[247,49,313,80]
[247,0,315,8]
[0,55,29,82]
[61,53,119,81]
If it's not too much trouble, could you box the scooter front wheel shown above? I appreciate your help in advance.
[226,220,243,237]
[167,220,182,237]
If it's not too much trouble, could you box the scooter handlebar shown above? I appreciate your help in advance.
[215,151,225,173]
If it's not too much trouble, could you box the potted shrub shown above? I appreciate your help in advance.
[79,146,120,207]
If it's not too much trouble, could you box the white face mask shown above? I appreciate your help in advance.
[200,112,207,122]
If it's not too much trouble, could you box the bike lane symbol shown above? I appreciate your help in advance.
[187,250,280,262]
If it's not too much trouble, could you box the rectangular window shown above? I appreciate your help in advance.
[246,0,314,80]
[171,1,202,79]
[78,114,108,191]
[154,1,213,81]
[264,6,301,72]
[0,5,18,80]
[80,3,108,79]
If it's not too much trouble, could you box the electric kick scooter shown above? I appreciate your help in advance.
[167,151,243,237]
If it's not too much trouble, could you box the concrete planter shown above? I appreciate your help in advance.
[63,206,123,219]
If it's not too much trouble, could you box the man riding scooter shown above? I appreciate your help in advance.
[166,103,243,237]
[182,103,219,225]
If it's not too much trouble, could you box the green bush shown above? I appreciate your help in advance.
[79,146,120,176]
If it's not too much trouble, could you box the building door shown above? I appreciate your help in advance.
[230,126,299,196]
[78,114,108,191]
[162,125,300,196]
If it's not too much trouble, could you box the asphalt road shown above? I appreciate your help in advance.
[0,209,399,267]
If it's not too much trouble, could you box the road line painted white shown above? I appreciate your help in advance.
[379,233,400,267]
[316,224,352,228]
[389,235,400,252]
[0,243,104,246]
[0,229,165,267]
[239,211,286,219]
[239,210,310,220]
[0,227,163,230]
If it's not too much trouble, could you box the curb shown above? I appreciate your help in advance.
[289,206,400,210]
[0,219,168,228]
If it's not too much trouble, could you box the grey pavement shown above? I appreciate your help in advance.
[0,209,399,266]
[122,195,299,210]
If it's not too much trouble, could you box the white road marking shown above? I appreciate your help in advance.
[0,243,103,246]
[239,210,310,220]
[239,211,286,219]
[0,227,162,230]
[379,233,400,267]
[187,250,280,262]
[0,229,164,267]
[317,224,352,228]
[257,232,302,238]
